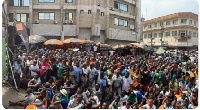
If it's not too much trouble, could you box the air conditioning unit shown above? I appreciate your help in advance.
[130,25,134,29]
[69,20,73,24]
[63,20,68,24]
[53,20,57,24]
[110,7,114,11]
[34,20,39,24]
[97,2,100,6]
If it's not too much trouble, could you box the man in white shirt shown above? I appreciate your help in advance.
[88,63,97,88]
[113,71,123,96]
[120,90,128,107]
[29,61,39,78]
[122,73,133,91]
[109,50,115,56]
[142,99,156,109]
[67,94,84,109]
[93,46,98,52]
[120,100,132,109]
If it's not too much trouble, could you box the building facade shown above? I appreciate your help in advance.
[4,0,140,46]
[142,12,198,49]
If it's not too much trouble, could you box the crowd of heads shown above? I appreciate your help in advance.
[10,47,198,109]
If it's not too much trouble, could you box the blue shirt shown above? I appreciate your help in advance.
[100,79,106,94]
[73,66,82,82]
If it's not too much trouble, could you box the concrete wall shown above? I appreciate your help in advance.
[109,28,136,41]
[32,24,61,36]
[78,28,91,40]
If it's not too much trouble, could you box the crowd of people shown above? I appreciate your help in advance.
[8,47,198,109]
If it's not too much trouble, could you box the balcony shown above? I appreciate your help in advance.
[33,5,60,9]
[123,0,136,5]
[109,10,136,19]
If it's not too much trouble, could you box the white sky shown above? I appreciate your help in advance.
[141,0,199,20]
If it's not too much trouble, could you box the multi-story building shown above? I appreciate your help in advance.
[4,0,140,46]
[142,12,198,50]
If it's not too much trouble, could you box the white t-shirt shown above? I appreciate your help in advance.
[112,75,123,88]
[93,96,100,105]
[120,106,131,109]
[160,90,170,97]
[109,51,115,56]
[122,77,133,91]
[29,65,39,76]
[88,68,97,80]
[143,104,157,109]
[120,95,127,102]
[93,46,98,52]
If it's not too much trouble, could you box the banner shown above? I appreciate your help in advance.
[14,22,29,52]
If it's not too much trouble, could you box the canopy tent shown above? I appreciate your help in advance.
[155,47,166,54]
[29,35,46,44]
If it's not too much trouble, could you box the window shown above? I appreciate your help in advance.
[172,31,177,36]
[114,18,118,25]
[39,0,54,2]
[101,12,104,16]
[165,32,170,37]
[148,34,151,38]
[80,10,84,14]
[154,23,157,28]
[114,1,128,12]
[144,34,147,38]
[166,21,170,26]
[39,13,54,20]
[148,25,151,29]
[189,31,192,37]
[159,33,162,37]
[114,1,119,9]
[173,19,178,25]
[17,14,28,22]
[154,33,157,38]
[124,4,128,12]
[124,20,128,27]
[160,22,163,27]
[69,13,73,20]
[66,0,73,3]
[88,10,91,14]
[193,32,197,37]
[13,0,29,6]
[119,19,124,26]
[181,19,187,24]
[194,21,196,26]
[190,20,192,25]
[144,26,147,29]
[14,0,20,6]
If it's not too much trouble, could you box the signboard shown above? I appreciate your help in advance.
[14,22,29,52]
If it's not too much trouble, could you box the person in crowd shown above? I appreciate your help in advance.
[9,88,35,108]
[27,73,41,92]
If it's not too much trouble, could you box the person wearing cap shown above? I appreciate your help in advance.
[52,89,69,109]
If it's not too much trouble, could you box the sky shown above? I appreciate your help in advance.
[141,0,199,20]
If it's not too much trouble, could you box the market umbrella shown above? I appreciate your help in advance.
[44,39,63,46]
[155,47,166,54]
[63,38,84,44]
[100,44,111,51]
[112,44,126,50]
[130,43,139,48]
[83,40,95,46]
[29,35,47,44]
[96,42,102,46]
